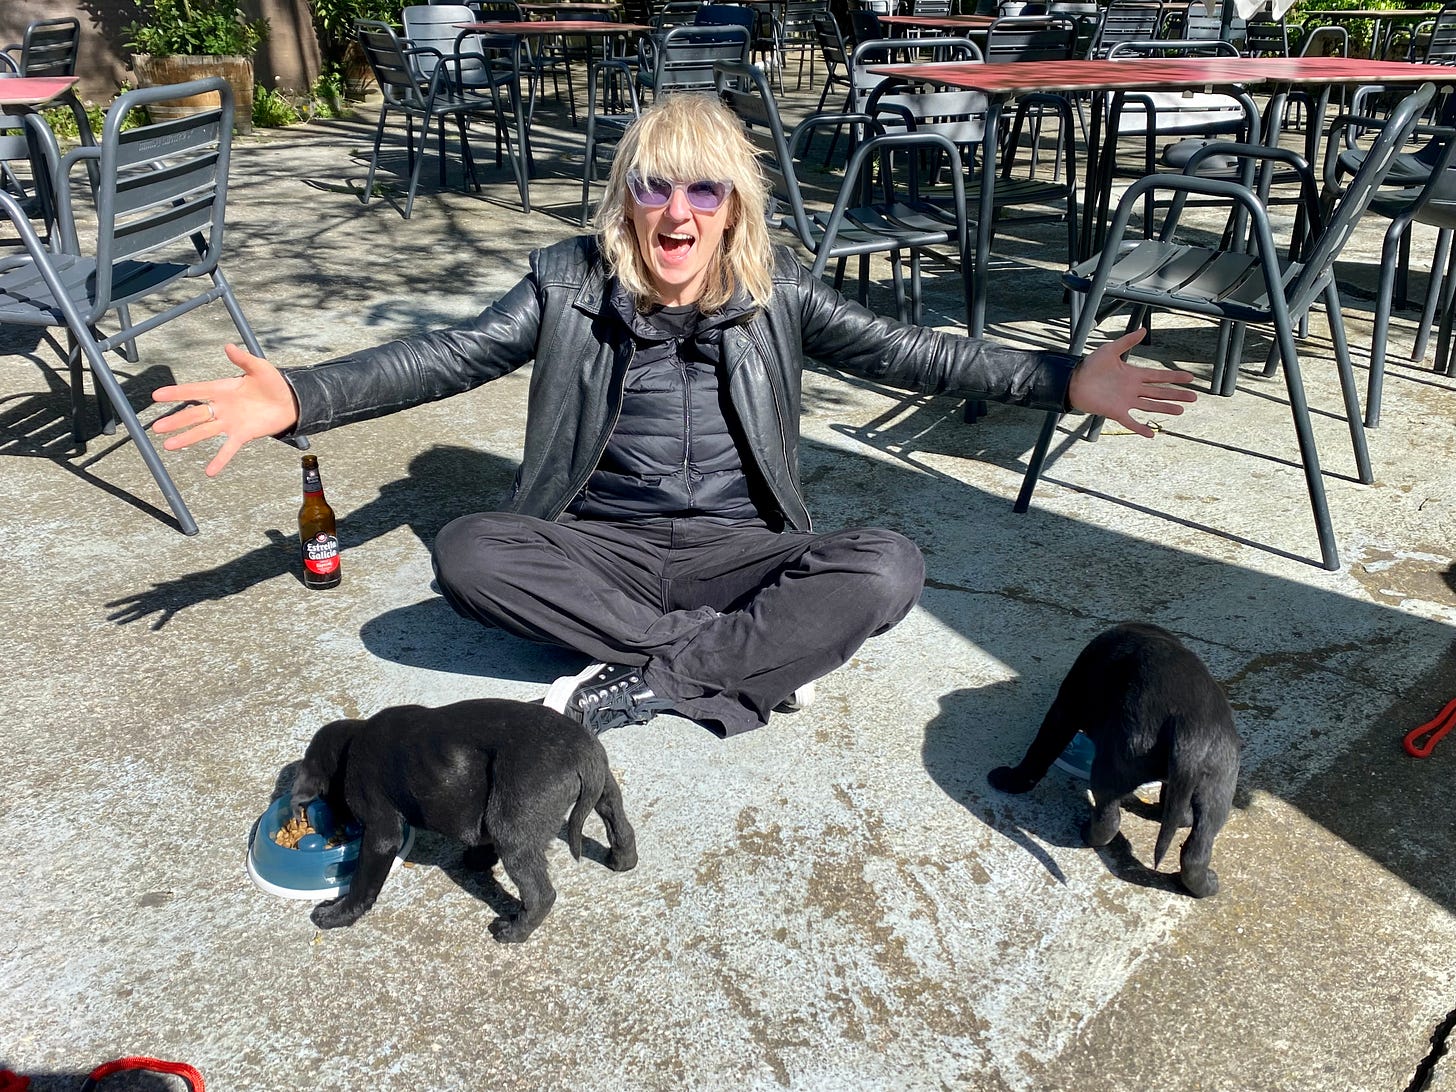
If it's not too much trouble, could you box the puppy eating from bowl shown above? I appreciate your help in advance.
[988,621,1241,897]
[289,697,637,941]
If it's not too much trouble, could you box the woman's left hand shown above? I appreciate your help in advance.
[1067,328,1197,438]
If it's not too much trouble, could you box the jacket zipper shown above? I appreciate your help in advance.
[679,343,692,504]
[744,323,812,531]
[547,341,634,520]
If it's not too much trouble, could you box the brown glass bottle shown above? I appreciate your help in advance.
[299,455,341,590]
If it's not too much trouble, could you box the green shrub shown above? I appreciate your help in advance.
[123,0,269,58]
[1289,0,1404,57]
[309,0,399,71]
[252,83,301,127]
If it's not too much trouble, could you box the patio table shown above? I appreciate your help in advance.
[455,20,652,210]
[875,14,995,37]
[520,2,623,12]
[0,76,82,229]
[867,55,1451,336]
[0,75,79,108]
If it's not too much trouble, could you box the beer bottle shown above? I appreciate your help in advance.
[298,454,341,590]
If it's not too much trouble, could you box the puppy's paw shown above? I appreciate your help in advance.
[1179,866,1219,898]
[1083,814,1121,847]
[311,897,365,929]
[607,846,638,872]
[489,915,539,944]
[987,765,1037,794]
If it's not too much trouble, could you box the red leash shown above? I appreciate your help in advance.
[1,1059,202,1092]
[1405,696,1456,758]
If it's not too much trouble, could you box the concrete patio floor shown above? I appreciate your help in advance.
[2,72,1455,1091]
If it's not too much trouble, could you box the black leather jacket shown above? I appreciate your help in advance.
[284,236,1078,530]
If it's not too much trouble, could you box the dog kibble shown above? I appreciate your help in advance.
[273,815,315,849]
[272,815,345,850]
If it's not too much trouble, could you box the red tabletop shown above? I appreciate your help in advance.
[876,13,995,30]
[0,75,78,108]
[456,19,649,33]
[867,54,1450,94]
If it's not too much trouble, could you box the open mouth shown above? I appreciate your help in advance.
[657,232,695,260]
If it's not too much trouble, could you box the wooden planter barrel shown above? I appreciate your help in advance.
[130,54,255,135]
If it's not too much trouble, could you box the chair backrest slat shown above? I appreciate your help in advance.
[113,111,224,172]
[114,152,220,216]
[112,194,217,261]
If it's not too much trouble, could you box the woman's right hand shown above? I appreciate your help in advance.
[151,343,301,477]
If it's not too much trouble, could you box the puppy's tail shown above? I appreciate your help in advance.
[1155,726,1197,868]
[565,771,598,862]
[1153,786,1188,869]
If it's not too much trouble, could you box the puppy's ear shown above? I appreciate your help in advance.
[290,763,326,817]
[291,719,358,816]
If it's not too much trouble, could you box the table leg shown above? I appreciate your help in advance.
[969,95,1005,339]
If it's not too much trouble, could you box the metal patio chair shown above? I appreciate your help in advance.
[1014,83,1437,572]
[716,58,969,325]
[1325,103,1456,425]
[355,18,523,218]
[0,79,298,536]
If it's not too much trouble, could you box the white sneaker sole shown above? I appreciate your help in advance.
[543,662,608,715]
[774,681,816,714]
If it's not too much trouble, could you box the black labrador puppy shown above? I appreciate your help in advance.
[289,698,638,941]
[988,622,1241,897]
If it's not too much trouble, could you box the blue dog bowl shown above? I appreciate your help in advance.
[246,796,414,900]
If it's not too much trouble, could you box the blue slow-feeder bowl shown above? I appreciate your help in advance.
[246,796,413,900]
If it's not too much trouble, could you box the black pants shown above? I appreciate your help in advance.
[432,513,925,735]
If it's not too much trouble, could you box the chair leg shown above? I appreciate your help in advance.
[363,104,389,206]
[1014,284,1101,514]
[402,116,430,220]
[116,303,139,363]
[1416,228,1456,365]
[1367,218,1408,427]
[78,333,199,535]
[454,113,480,193]
[65,330,88,446]
[1324,285,1372,483]
[1271,311,1340,571]
[1437,285,1456,377]
[437,114,449,188]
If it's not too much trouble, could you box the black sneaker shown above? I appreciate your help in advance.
[543,662,671,735]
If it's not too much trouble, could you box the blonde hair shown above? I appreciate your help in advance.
[596,93,773,312]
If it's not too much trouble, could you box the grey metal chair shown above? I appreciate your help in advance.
[1085,0,1163,58]
[355,18,523,218]
[716,58,968,325]
[579,23,750,224]
[0,79,292,536]
[1014,83,1437,572]
[1333,105,1456,425]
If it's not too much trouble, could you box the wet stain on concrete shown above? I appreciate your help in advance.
[1348,547,1456,608]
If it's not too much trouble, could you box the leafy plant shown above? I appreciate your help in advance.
[252,83,301,127]
[43,101,151,141]
[1289,0,1405,57]
[308,0,398,72]
[123,0,269,57]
